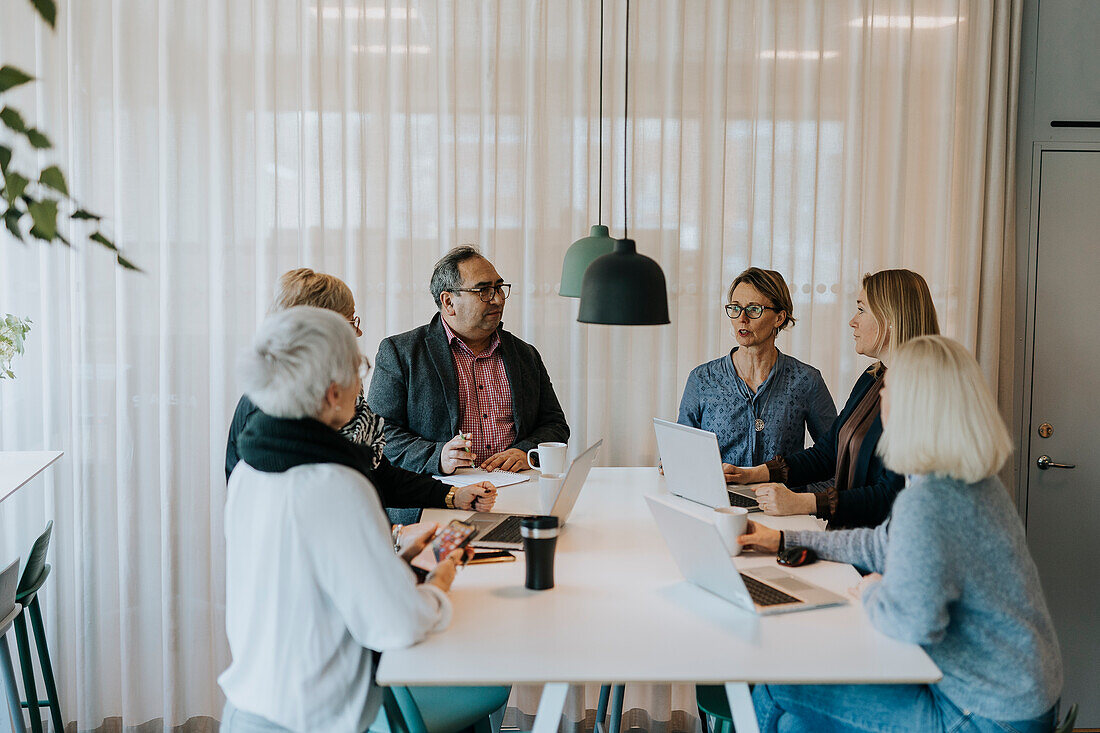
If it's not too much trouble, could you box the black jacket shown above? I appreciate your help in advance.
[367,313,570,474]
[225,395,448,509]
[784,369,904,528]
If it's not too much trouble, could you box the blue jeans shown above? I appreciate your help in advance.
[753,683,1057,733]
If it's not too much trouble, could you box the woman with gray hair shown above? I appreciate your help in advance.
[224,267,497,521]
[219,306,508,733]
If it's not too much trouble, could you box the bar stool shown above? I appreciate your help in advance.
[1,558,26,733]
[12,522,63,733]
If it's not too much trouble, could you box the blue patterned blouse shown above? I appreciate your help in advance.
[677,349,837,467]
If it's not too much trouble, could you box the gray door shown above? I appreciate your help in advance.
[1026,149,1100,725]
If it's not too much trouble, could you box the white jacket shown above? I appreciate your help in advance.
[219,461,451,732]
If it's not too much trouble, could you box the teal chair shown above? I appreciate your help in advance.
[594,684,624,733]
[374,685,510,733]
[12,522,63,733]
[695,685,732,733]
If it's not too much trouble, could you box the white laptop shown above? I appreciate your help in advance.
[654,418,761,511]
[645,496,847,615]
[468,440,603,550]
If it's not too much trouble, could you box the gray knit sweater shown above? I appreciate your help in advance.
[786,473,1062,721]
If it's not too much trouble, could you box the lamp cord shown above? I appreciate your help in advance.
[623,0,630,238]
[598,0,604,227]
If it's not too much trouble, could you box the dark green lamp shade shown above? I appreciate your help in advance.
[559,225,616,297]
[577,238,671,325]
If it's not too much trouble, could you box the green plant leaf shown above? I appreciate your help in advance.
[0,66,34,94]
[90,230,117,251]
[29,0,57,29]
[116,254,141,271]
[3,208,23,241]
[0,145,11,173]
[39,165,67,195]
[27,197,58,240]
[0,107,27,133]
[25,128,51,149]
[55,231,70,246]
[3,171,29,203]
[71,208,101,221]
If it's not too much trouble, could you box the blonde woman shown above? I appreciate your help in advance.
[677,267,836,470]
[225,268,496,516]
[740,336,1063,732]
[727,269,939,528]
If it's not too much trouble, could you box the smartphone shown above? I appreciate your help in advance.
[431,519,477,562]
[466,549,516,565]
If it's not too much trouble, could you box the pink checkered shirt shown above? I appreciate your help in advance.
[441,318,517,462]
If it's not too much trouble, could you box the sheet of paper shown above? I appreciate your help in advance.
[431,470,531,488]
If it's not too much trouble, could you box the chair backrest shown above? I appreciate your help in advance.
[0,558,19,620]
[17,520,53,599]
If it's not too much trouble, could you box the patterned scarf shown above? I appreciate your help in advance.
[338,391,386,469]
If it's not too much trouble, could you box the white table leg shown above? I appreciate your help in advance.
[725,682,759,733]
[532,683,569,733]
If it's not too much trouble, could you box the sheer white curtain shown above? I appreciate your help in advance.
[0,0,1017,730]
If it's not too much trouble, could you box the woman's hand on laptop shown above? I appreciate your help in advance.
[723,463,767,484]
[754,483,815,516]
[455,483,497,511]
[737,520,781,554]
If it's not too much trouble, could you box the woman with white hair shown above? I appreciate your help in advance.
[224,268,497,522]
[219,306,507,733]
[739,336,1063,732]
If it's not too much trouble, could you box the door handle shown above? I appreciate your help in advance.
[1036,455,1076,470]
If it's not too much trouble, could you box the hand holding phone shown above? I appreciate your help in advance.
[431,519,477,562]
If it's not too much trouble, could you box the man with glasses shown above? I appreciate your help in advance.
[369,245,569,475]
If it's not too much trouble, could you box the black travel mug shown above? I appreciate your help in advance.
[520,515,559,590]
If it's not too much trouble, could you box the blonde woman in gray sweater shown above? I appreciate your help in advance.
[739,336,1063,732]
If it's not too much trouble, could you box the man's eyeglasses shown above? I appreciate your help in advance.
[725,303,780,320]
[450,283,512,303]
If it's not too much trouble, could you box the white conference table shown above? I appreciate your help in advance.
[0,451,63,506]
[376,467,940,733]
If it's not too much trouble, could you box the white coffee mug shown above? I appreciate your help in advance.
[538,473,566,514]
[527,442,567,474]
[714,506,750,556]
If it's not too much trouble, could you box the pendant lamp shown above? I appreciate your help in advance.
[577,0,670,325]
[559,0,616,297]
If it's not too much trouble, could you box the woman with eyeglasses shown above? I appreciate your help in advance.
[225,268,497,521]
[726,269,939,528]
[677,267,837,479]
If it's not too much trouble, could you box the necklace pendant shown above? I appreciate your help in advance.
[754,417,765,433]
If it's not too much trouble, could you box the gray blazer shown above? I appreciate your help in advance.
[367,313,570,474]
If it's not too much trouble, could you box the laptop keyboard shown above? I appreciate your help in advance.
[478,515,524,544]
[728,492,759,509]
[740,573,800,606]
